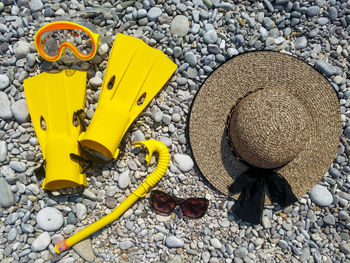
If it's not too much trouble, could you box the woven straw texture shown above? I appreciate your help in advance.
[189,51,341,201]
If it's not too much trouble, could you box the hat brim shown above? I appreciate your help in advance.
[188,51,341,203]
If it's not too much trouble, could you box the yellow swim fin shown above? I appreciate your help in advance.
[79,34,177,159]
[23,70,87,190]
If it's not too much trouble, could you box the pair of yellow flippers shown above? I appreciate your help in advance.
[24,34,177,190]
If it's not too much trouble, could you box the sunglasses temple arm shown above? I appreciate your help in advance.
[54,140,169,254]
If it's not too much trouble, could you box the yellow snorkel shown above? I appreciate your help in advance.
[54,140,170,254]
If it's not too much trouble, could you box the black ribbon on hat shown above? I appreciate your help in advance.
[229,166,298,224]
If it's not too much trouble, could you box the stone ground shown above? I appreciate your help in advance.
[0,0,349,263]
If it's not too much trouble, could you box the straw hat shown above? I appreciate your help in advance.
[189,51,341,203]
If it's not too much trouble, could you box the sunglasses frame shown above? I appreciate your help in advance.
[34,21,100,62]
[150,190,209,219]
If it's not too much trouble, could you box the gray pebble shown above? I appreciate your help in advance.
[0,92,13,120]
[89,77,102,88]
[9,161,27,173]
[11,99,30,123]
[120,240,133,250]
[295,37,307,49]
[184,52,197,67]
[21,223,34,233]
[234,247,248,258]
[309,185,333,206]
[314,60,336,77]
[323,214,335,225]
[31,232,51,251]
[204,30,218,44]
[29,0,44,13]
[263,17,273,30]
[131,130,145,142]
[170,15,189,37]
[36,207,64,231]
[173,47,182,58]
[173,154,194,172]
[118,170,130,189]
[278,240,288,249]
[306,6,320,17]
[13,41,30,59]
[329,167,341,178]
[76,203,87,220]
[339,243,350,255]
[8,227,17,241]
[147,7,162,21]
[6,212,19,225]
[67,212,77,225]
[317,17,329,26]
[339,211,349,220]
[328,7,338,21]
[165,235,184,248]
[0,141,7,162]
[210,238,222,249]
[177,3,187,12]
[0,74,10,90]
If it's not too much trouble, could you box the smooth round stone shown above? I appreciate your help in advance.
[328,6,338,21]
[31,232,51,252]
[234,247,248,258]
[76,203,87,220]
[0,141,7,162]
[278,240,288,249]
[184,52,197,67]
[309,185,333,206]
[159,136,172,147]
[317,17,329,25]
[171,113,181,122]
[339,211,349,220]
[173,47,182,58]
[344,126,350,138]
[36,207,64,231]
[210,238,222,249]
[203,30,218,44]
[173,154,194,172]
[119,240,133,249]
[170,15,189,37]
[153,111,163,122]
[13,41,30,59]
[9,161,27,173]
[0,74,9,90]
[131,130,145,142]
[8,228,17,241]
[67,212,77,225]
[0,91,13,120]
[147,7,162,20]
[295,37,307,49]
[118,170,130,189]
[165,235,184,248]
[29,0,44,12]
[323,214,335,225]
[329,167,341,178]
[89,76,102,88]
[11,99,30,123]
[314,60,336,77]
[21,223,34,233]
[306,6,320,17]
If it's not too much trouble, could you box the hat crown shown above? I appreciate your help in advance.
[229,88,312,169]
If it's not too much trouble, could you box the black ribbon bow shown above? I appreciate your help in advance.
[229,167,298,224]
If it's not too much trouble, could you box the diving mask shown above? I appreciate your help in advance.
[34,21,100,62]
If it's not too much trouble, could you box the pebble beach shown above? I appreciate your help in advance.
[0,0,350,262]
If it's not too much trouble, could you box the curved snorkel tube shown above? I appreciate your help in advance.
[54,140,169,254]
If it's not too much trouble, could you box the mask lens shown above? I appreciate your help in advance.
[181,198,208,218]
[39,28,94,58]
[151,191,176,214]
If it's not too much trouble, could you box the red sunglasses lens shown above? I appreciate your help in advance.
[181,199,208,218]
[151,191,176,214]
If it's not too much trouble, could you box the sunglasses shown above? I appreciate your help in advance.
[150,190,209,219]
